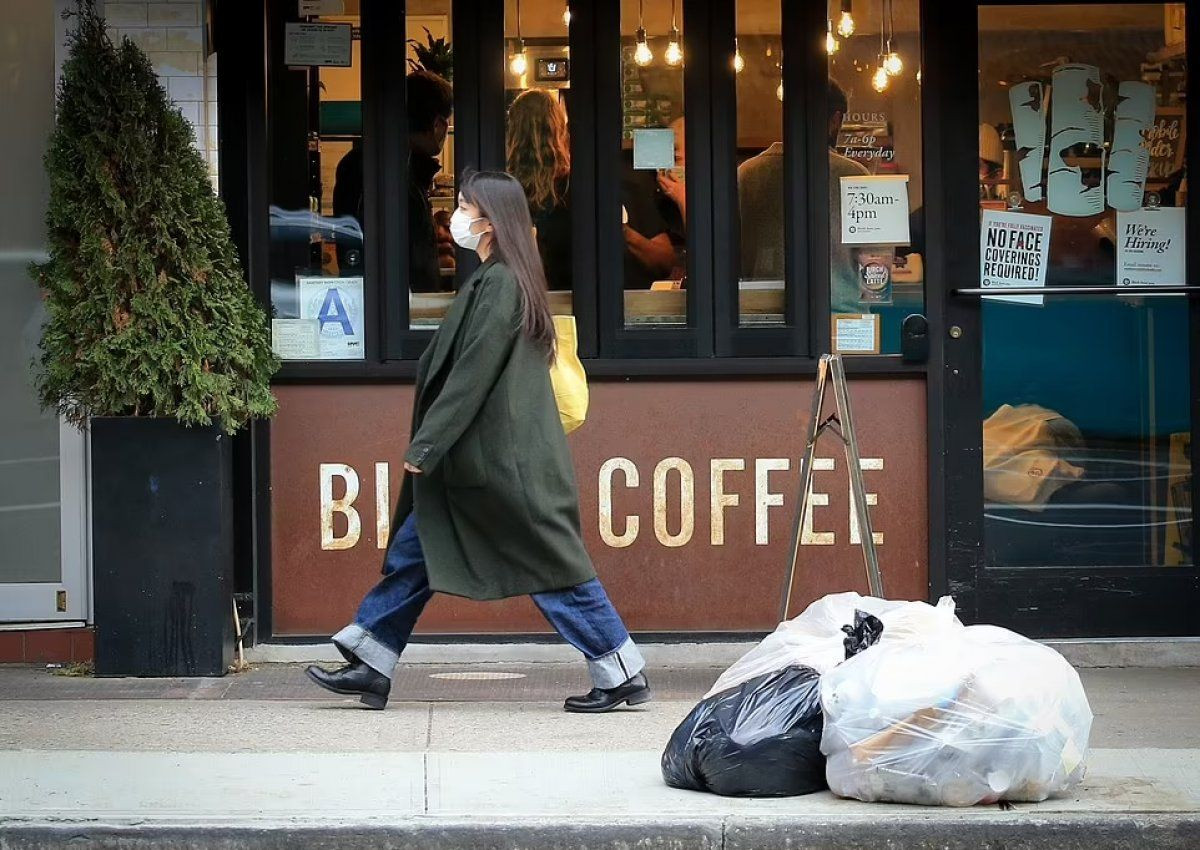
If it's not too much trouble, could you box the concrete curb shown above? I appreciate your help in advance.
[2,814,1198,850]
[247,638,1200,669]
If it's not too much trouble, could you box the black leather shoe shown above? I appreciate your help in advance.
[306,661,391,709]
[564,672,652,713]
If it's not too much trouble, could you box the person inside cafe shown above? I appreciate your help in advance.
[655,115,687,279]
[621,137,677,289]
[335,70,455,293]
[738,78,868,311]
[506,88,573,292]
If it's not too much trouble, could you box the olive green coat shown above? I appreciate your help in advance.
[393,259,597,600]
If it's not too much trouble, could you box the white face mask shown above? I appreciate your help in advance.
[450,209,487,251]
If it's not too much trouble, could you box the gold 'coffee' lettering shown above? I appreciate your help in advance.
[316,457,884,551]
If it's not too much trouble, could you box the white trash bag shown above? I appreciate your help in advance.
[705,592,960,699]
[820,623,1093,806]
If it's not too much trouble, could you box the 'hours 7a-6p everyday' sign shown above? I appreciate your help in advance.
[840,174,911,245]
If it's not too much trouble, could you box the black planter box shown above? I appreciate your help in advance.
[91,418,234,677]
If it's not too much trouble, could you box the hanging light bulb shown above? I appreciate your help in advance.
[634,27,653,65]
[872,63,890,92]
[777,80,784,101]
[837,0,855,37]
[664,0,682,66]
[562,3,571,26]
[871,2,889,91]
[733,38,745,73]
[665,36,683,66]
[510,0,528,76]
[883,2,901,75]
[633,0,653,66]
[510,39,528,75]
[825,20,839,55]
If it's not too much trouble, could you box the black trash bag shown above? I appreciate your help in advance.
[661,665,825,797]
[841,609,884,659]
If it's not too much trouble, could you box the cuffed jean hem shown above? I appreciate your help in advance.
[586,636,646,690]
[331,623,399,679]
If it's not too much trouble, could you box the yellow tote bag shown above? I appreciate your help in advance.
[550,315,588,434]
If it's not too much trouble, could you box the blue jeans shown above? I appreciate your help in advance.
[332,513,645,689]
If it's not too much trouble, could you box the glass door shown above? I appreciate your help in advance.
[936,1,1198,636]
[0,1,88,624]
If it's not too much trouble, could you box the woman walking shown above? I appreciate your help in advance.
[307,171,649,713]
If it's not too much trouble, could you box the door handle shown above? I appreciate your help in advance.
[953,285,1200,297]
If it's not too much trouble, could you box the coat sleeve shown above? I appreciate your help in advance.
[404,272,522,474]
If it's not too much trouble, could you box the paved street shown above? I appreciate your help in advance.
[0,662,1197,848]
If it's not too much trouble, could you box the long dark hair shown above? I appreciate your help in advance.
[460,170,556,363]
[506,89,570,209]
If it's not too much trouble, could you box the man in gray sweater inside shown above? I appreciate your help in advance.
[738,78,868,313]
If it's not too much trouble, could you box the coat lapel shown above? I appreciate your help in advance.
[416,269,484,407]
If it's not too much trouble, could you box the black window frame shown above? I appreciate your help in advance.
[239,0,927,380]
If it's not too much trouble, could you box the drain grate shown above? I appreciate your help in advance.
[428,671,528,681]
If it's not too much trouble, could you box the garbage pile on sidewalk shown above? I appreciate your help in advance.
[662,592,1093,805]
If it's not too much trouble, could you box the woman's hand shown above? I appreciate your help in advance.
[657,170,686,213]
[404,462,423,475]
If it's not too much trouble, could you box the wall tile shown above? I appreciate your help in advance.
[148,2,199,26]
[148,50,199,76]
[166,26,204,52]
[104,3,149,27]
[169,75,204,102]
[176,100,202,126]
[117,27,168,52]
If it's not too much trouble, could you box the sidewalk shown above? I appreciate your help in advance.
[1,663,1197,849]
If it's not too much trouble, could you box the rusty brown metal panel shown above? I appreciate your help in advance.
[270,378,929,636]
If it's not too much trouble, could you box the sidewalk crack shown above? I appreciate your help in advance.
[423,751,430,815]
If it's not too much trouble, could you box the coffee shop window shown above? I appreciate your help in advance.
[732,0,785,327]
[403,3,458,330]
[267,5,370,362]
[825,0,924,356]
[620,0,691,329]
[502,0,575,321]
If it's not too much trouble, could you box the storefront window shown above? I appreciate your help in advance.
[827,0,923,355]
[734,0,785,326]
[621,0,688,328]
[405,2,457,329]
[504,0,574,319]
[268,6,368,361]
[977,4,1191,568]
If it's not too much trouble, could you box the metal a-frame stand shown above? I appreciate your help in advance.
[781,354,884,621]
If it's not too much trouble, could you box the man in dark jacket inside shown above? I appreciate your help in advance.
[333,70,454,292]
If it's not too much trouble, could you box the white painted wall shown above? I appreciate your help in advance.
[101,1,219,191]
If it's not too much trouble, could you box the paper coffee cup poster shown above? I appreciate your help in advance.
[980,209,1052,306]
[1116,207,1185,286]
[298,276,365,360]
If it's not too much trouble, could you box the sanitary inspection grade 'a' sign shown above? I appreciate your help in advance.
[979,209,1052,306]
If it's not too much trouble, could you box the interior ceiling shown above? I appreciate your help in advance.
[335,1,1171,39]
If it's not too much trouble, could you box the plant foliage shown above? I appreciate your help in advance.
[407,27,453,80]
[32,1,278,434]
